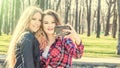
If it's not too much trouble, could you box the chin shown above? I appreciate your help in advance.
[34,30,37,32]
[47,32,54,35]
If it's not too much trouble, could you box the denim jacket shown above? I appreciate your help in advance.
[14,31,41,68]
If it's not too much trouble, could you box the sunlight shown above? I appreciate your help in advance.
[0,0,2,7]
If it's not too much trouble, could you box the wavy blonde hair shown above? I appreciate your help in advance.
[37,9,62,50]
[5,6,42,68]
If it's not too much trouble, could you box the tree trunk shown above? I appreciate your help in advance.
[0,0,4,35]
[56,0,61,11]
[117,0,120,55]
[13,0,17,33]
[75,0,79,32]
[45,0,49,10]
[92,10,97,33]
[86,0,92,36]
[11,0,15,34]
[48,0,52,9]
[96,0,101,38]
[36,0,40,6]
[72,8,75,27]
[112,0,117,38]
[78,9,81,34]
[105,0,112,36]
[81,2,85,34]
[15,0,20,27]
[64,0,71,24]
[3,0,9,34]
[40,0,45,11]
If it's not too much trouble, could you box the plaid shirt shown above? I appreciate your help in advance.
[40,37,84,68]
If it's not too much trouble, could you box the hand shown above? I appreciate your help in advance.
[63,24,81,45]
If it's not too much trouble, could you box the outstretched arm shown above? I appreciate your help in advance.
[63,24,84,58]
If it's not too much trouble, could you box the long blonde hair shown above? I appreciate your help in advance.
[38,9,62,50]
[5,6,42,68]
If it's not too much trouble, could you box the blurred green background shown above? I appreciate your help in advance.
[0,34,119,58]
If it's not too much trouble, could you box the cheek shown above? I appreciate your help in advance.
[43,25,47,31]
[29,22,33,27]
[30,21,34,26]
[38,22,41,27]
[53,24,56,28]
[53,24,56,29]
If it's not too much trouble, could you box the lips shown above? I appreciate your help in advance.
[48,28,54,31]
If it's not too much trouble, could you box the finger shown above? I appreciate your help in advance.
[54,34,57,37]
[65,24,72,29]
[65,24,76,32]
[62,29,72,33]
[64,35,71,38]
[64,36,68,38]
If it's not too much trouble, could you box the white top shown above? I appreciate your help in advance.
[42,45,51,58]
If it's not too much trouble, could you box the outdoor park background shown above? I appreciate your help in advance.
[0,0,120,62]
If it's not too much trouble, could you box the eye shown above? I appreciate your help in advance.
[32,18,36,20]
[44,21,48,24]
[52,22,56,23]
[39,19,42,22]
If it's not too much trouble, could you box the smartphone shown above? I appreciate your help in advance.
[54,25,71,36]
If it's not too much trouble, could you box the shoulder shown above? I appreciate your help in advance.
[63,38,73,44]
[17,31,35,48]
[56,37,73,44]
[18,31,35,44]
[22,31,35,41]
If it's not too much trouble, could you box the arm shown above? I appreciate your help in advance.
[64,38,84,59]
[21,35,35,68]
[63,24,84,58]
[72,41,84,59]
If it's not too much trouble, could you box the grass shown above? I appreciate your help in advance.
[0,34,11,55]
[80,34,120,58]
[0,34,120,58]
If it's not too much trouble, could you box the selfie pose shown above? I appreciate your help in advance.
[38,10,84,68]
[6,6,42,68]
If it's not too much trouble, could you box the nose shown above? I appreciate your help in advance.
[48,22,54,26]
[48,24,53,28]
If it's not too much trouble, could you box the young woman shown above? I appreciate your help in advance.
[6,6,42,68]
[39,10,84,68]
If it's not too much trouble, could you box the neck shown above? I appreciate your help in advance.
[47,34,55,42]
[47,34,55,46]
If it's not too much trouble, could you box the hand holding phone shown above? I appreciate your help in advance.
[54,25,71,36]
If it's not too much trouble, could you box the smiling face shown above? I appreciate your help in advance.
[42,15,56,35]
[29,12,42,32]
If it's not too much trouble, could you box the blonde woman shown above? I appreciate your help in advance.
[5,6,42,68]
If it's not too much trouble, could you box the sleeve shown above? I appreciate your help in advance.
[72,41,84,58]
[21,38,35,68]
[63,38,84,59]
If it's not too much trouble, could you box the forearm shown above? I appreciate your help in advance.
[73,34,82,45]
[73,42,84,58]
